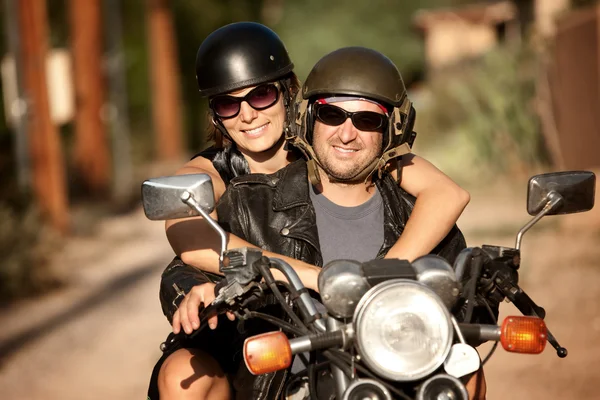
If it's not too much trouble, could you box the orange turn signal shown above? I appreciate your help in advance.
[243,331,292,375]
[500,316,547,354]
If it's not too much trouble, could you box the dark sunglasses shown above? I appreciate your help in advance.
[210,83,280,119]
[314,103,387,133]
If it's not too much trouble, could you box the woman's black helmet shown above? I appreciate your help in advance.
[195,22,294,97]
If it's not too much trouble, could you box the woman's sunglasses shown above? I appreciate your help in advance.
[210,83,280,119]
[314,103,387,133]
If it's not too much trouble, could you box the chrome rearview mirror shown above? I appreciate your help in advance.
[527,171,595,216]
[141,174,215,220]
[516,171,596,250]
[141,174,227,261]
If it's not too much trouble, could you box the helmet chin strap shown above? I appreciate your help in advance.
[211,115,231,143]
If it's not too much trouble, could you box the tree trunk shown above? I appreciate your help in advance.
[146,0,184,161]
[18,0,69,234]
[69,0,111,195]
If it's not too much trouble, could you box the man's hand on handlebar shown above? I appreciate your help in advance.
[172,282,235,335]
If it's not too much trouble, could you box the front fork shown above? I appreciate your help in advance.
[327,317,350,397]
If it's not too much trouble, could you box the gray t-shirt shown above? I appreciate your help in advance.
[310,185,384,266]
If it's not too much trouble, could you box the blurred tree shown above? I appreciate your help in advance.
[104,0,134,204]
[69,0,111,196]
[146,0,184,161]
[18,0,69,233]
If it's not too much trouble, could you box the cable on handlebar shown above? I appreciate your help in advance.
[321,350,353,379]
[464,250,485,323]
[256,260,311,334]
[270,279,311,333]
[480,295,499,366]
[308,354,318,399]
[245,311,305,336]
[284,360,332,398]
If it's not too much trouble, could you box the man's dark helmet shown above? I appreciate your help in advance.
[288,46,417,183]
[195,22,294,97]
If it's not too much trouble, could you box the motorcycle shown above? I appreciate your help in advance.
[141,170,595,400]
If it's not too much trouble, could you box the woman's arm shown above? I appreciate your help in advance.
[165,157,321,292]
[384,154,470,261]
[168,217,320,291]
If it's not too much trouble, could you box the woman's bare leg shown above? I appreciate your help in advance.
[158,348,231,400]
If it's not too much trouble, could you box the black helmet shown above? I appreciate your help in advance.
[288,47,416,183]
[195,22,294,97]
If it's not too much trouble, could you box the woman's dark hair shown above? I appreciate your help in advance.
[211,144,251,185]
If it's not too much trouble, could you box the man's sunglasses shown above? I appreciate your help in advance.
[314,103,387,133]
[210,83,280,119]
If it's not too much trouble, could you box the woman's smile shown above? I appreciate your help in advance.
[242,122,270,137]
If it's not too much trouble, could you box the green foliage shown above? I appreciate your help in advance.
[417,43,549,178]
[275,0,455,84]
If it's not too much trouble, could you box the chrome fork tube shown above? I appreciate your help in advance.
[327,317,350,397]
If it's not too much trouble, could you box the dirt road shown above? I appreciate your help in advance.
[0,209,173,400]
[0,177,598,399]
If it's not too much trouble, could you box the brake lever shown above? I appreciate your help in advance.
[504,284,546,319]
[480,254,567,358]
[502,282,567,358]
[186,281,266,341]
[159,301,226,352]
[186,302,228,340]
[160,279,267,352]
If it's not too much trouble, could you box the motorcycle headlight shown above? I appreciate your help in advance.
[353,279,453,381]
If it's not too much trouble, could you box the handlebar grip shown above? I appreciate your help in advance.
[510,287,546,319]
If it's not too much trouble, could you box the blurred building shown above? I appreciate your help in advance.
[412,0,573,72]
[413,0,600,171]
[548,3,600,171]
[412,1,518,72]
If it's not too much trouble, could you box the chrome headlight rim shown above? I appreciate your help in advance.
[353,279,454,382]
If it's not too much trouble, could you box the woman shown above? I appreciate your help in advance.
[151,22,470,400]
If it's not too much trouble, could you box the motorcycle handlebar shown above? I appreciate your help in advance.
[289,330,347,354]
[288,322,503,355]
[457,323,501,343]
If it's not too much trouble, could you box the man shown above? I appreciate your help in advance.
[154,47,483,399]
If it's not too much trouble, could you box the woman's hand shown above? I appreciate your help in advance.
[172,282,235,335]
